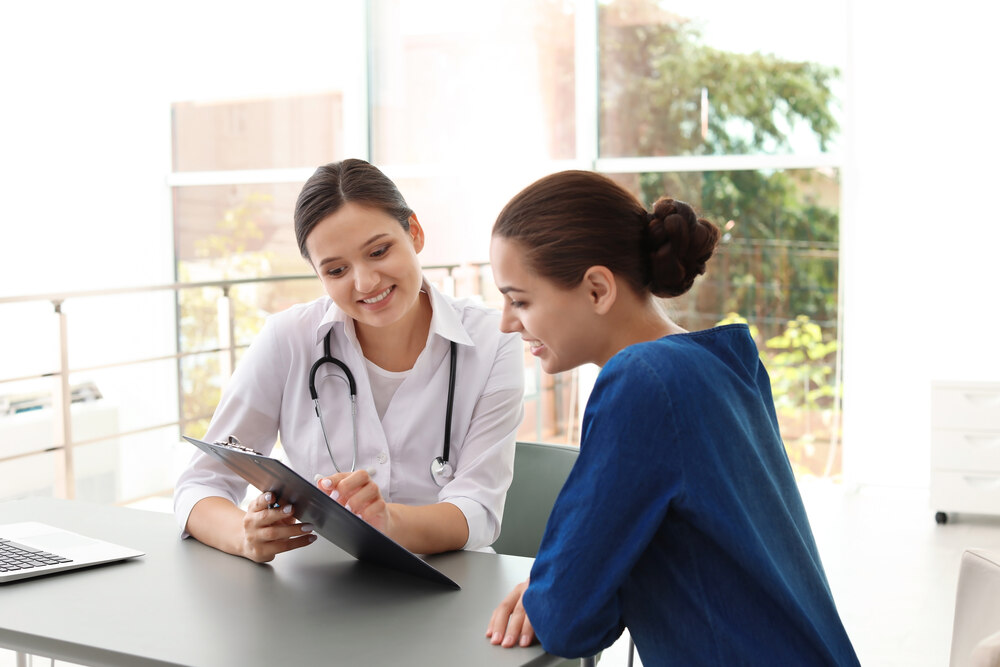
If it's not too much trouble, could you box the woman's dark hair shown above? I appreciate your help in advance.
[294,159,414,260]
[492,170,720,298]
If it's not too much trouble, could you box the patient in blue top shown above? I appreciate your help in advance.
[486,170,860,665]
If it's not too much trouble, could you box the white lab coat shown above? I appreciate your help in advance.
[173,280,525,550]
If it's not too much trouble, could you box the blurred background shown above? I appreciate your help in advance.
[0,0,996,518]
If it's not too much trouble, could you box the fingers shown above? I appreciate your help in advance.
[319,470,377,511]
[241,492,316,563]
[487,580,535,648]
[317,470,389,532]
[317,472,353,498]
[248,490,277,512]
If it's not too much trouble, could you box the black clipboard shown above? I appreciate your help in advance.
[182,436,460,589]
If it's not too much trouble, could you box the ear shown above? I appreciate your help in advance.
[408,214,425,254]
[581,266,617,315]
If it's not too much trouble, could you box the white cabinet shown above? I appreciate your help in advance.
[931,381,1000,523]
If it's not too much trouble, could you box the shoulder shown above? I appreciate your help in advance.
[600,324,757,394]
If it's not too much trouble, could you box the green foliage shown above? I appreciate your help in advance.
[599,1,841,331]
[717,311,838,412]
[178,195,275,435]
[717,312,841,477]
[762,315,839,412]
[599,6,839,158]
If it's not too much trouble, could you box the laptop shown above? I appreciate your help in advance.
[183,435,460,589]
[0,521,144,583]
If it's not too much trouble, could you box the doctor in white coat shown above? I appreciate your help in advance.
[174,159,524,562]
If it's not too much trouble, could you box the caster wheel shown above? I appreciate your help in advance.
[935,511,948,525]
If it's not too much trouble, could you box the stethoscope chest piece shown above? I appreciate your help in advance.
[430,456,454,485]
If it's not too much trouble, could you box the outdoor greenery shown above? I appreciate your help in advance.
[600,1,840,330]
[177,195,275,437]
[600,1,843,474]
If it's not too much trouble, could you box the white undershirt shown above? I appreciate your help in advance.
[364,358,410,421]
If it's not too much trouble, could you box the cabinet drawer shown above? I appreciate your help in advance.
[932,430,1000,471]
[931,471,1000,515]
[931,385,1000,430]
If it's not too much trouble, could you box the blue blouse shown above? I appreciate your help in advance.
[522,324,859,665]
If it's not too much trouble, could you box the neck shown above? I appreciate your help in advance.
[594,297,684,366]
[356,290,433,371]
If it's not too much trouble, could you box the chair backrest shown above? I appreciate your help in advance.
[951,548,1000,667]
[492,440,579,558]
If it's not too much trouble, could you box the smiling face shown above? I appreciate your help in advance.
[490,236,603,374]
[305,202,426,333]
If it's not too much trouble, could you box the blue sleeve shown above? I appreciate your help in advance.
[522,351,683,658]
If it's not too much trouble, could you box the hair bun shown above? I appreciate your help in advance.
[645,197,721,297]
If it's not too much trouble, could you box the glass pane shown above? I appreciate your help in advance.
[370,0,577,164]
[607,168,842,477]
[599,0,845,157]
[385,172,547,268]
[167,1,365,172]
[0,451,56,503]
[173,183,308,276]
[0,303,57,382]
[172,93,346,172]
[63,292,176,371]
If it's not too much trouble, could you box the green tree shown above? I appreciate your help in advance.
[599,1,841,334]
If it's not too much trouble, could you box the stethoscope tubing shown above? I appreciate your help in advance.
[309,328,457,485]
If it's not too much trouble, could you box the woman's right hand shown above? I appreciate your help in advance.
[239,492,317,562]
[487,579,536,648]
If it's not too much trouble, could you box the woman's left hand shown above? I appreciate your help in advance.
[487,579,536,648]
[317,469,391,534]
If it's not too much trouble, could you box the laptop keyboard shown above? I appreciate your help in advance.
[0,538,73,572]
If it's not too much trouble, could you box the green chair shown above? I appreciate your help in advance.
[493,440,580,558]
[492,441,600,667]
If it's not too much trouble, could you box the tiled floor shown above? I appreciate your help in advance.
[5,481,1000,666]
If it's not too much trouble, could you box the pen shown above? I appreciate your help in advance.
[264,492,281,509]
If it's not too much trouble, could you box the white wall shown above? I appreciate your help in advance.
[841,1,1000,487]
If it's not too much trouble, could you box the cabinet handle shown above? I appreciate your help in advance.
[962,392,1000,406]
[961,475,1000,489]
[963,435,1000,450]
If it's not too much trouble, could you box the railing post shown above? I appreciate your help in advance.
[218,286,236,377]
[52,299,75,499]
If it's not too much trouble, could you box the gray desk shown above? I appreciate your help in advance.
[0,497,558,667]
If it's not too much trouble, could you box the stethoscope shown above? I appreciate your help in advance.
[308,328,458,487]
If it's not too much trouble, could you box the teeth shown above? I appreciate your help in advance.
[362,287,392,304]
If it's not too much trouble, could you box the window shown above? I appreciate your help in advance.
[598,0,846,476]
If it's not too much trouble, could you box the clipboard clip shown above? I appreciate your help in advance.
[213,435,279,508]
[213,435,265,456]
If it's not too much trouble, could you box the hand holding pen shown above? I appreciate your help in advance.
[238,491,317,563]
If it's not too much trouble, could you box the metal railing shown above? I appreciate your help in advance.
[0,240,843,504]
[0,265,494,504]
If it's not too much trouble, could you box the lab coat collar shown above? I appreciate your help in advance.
[313,277,474,349]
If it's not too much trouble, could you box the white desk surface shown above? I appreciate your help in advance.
[0,497,560,667]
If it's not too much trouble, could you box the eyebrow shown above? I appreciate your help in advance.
[317,233,390,268]
[497,286,526,295]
